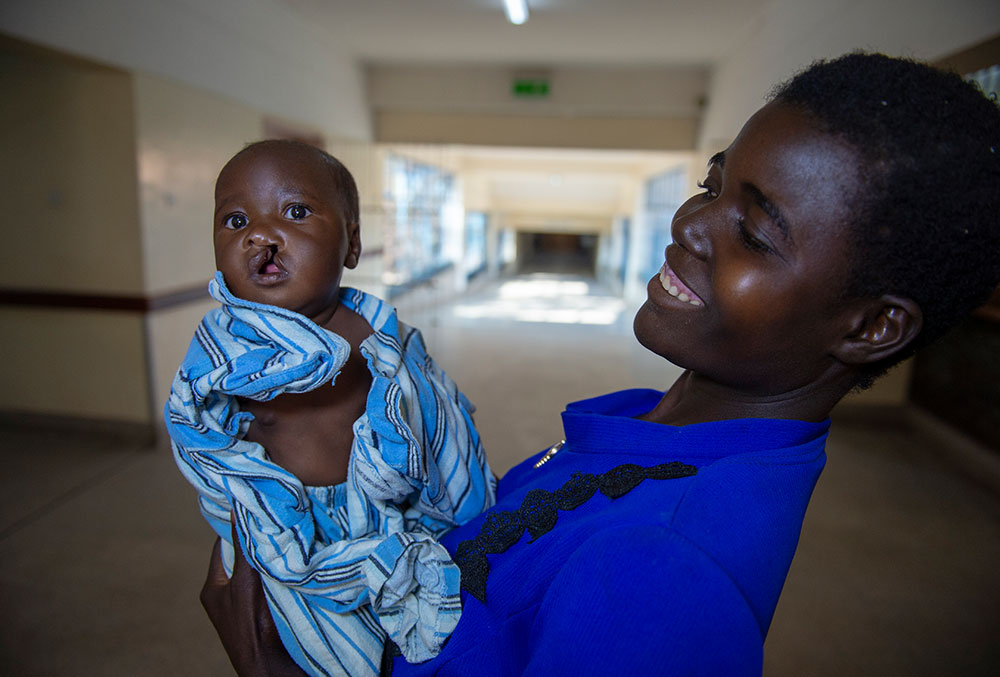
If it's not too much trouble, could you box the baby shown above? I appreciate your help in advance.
[165,140,496,676]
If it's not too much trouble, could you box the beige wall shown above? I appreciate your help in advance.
[0,307,150,422]
[699,0,1000,151]
[327,141,387,209]
[0,45,142,294]
[367,64,708,118]
[133,72,264,419]
[134,73,261,295]
[368,63,706,149]
[0,43,152,423]
[375,112,698,151]
[0,0,371,140]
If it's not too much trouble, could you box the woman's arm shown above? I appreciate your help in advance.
[523,525,763,675]
[200,531,305,676]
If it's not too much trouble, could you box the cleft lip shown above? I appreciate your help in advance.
[248,246,286,280]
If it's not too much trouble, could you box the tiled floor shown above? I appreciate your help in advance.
[2,274,998,675]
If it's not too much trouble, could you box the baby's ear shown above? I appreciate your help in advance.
[832,295,923,366]
[344,222,362,269]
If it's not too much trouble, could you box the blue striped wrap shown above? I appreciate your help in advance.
[165,272,496,675]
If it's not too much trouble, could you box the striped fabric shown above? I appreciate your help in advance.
[166,273,495,675]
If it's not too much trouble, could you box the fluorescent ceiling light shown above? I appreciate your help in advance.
[504,0,529,25]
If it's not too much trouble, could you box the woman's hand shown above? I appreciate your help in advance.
[200,524,305,676]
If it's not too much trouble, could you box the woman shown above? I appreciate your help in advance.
[201,53,1000,675]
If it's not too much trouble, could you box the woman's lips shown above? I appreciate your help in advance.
[658,263,703,306]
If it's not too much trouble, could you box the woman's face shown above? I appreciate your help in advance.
[633,102,866,395]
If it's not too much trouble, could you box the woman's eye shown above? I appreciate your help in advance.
[696,180,718,199]
[285,204,310,219]
[224,214,248,229]
[736,218,773,254]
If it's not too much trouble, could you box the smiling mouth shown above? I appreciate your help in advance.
[658,263,703,306]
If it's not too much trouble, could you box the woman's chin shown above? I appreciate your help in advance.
[632,303,680,364]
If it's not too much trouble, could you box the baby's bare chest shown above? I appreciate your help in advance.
[238,354,372,486]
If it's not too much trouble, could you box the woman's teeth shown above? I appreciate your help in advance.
[659,265,702,306]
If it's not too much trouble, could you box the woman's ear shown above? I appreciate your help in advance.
[345,223,362,269]
[832,295,923,366]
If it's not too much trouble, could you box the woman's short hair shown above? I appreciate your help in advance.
[771,52,1000,386]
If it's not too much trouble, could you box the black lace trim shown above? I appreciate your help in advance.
[454,461,698,603]
[380,637,400,676]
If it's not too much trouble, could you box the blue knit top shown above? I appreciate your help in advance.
[394,388,828,675]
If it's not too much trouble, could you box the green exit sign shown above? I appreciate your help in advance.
[512,78,550,97]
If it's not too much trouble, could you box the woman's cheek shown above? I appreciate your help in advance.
[716,268,781,328]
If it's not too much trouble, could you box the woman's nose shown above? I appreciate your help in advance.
[670,198,713,260]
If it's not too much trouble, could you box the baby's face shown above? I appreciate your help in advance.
[213,145,359,327]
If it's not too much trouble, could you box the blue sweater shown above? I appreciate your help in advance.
[394,388,828,675]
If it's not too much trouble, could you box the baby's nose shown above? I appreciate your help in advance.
[245,221,281,246]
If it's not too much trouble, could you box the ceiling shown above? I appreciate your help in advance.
[266,2,991,224]
[281,0,773,67]
[275,1,739,216]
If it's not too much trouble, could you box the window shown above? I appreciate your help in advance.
[383,154,455,287]
[464,211,488,279]
[641,167,687,282]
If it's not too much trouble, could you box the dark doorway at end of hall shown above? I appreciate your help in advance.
[517,232,597,275]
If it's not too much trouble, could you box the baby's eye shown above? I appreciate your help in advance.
[224,213,248,229]
[285,204,311,219]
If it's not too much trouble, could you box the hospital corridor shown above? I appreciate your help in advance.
[2,1,1000,675]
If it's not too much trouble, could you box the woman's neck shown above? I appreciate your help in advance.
[639,369,852,426]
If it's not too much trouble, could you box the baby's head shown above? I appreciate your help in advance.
[771,53,1000,387]
[213,140,361,326]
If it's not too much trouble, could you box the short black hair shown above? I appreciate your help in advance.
[225,139,360,228]
[771,52,1000,387]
